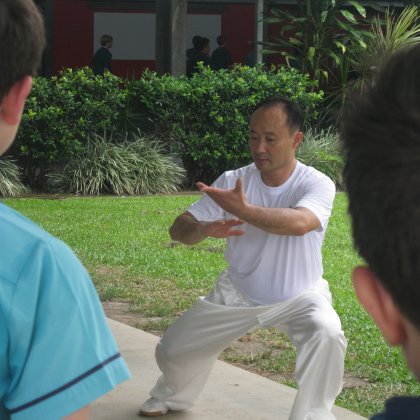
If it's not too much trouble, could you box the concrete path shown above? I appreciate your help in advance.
[91,319,366,420]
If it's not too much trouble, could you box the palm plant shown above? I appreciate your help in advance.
[0,158,30,197]
[350,5,420,93]
[47,131,186,195]
[263,0,370,90]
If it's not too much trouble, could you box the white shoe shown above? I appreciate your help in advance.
[139,397,169,417]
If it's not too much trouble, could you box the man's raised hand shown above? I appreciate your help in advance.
[196,178,248,219]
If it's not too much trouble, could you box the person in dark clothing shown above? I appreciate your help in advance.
[211,35,232,70]
[342,44,420,420]
[92,34,113,76]
[186,35,202,62]
[186,36,211,77]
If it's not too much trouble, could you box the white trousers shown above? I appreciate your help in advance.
[149,271,347,420]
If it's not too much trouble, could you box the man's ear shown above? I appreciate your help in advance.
[353,266,407,346]
[293,131,304,148]
[0,76,32,125]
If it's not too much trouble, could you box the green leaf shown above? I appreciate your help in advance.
[348,0,366,18]
[307,47,316,64]
[339,10,357,24]
[334,41,346,54]
[289,37,304,47]
[330,50,341,66]
[357,38,367,49]
[270,8,296,21]
[263,17,281,24]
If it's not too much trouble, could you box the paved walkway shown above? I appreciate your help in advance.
[91,319,366,420]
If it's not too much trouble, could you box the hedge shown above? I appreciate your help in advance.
[14,65,323,189]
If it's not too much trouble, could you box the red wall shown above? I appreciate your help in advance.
[220,4,255,65]
[53,0,94,74]
[52,0,255,78]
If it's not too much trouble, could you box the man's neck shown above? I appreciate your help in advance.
[260,159,297,187]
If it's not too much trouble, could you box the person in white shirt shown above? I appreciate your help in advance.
[140,95,347,419]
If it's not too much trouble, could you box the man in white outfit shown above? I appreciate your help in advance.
[140,95,347,419]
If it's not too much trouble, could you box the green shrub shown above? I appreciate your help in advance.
[16,65,323,190]
[47,131,185,195]
[132,64,323,184]
[0,158,30,197]
[16,68,128,185]
[296,128,343,189]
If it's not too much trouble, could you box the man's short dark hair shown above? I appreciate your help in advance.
[196,37,209,52]
[192,35,202,50]
[0,0,45,101]
[253,94,304,132]
[342,44,420,329]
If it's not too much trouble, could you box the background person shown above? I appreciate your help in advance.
[211,35,233,70]
[92,34,113,76]
[139,95,347,419]
[0,1,130,418]
[186,35,202,62]
[186,36,211,77]
[342,44,420,419]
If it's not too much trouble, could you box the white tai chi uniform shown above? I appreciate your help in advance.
[149,162,347,420]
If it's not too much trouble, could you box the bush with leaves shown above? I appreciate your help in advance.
[0,158,29,197]
[350,5,420,93]
[133,64,323,184]
[16,64,323,190]
[297,128,343,189]
[16,68,128,185]
[47,131,185,196]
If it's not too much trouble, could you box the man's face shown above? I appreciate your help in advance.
[249,105,302,186]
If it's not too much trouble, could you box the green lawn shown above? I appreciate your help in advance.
[3,193,420,417]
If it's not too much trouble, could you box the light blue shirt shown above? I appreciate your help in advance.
[0,203,131,419]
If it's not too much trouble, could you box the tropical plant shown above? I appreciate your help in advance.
[296,128,343,189]
[0,158,30,197]
[47,131,185,195]
[262,0,371,90]
[350,5,420,93]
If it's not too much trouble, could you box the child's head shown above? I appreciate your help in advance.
[342,44,420,379]
[100,34,113,48]
[0,0,45,102]
[0,0,45,155]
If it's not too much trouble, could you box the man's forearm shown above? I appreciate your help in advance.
[196,180,320,236]
[169,213,206,245]
[238,204,319,236]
